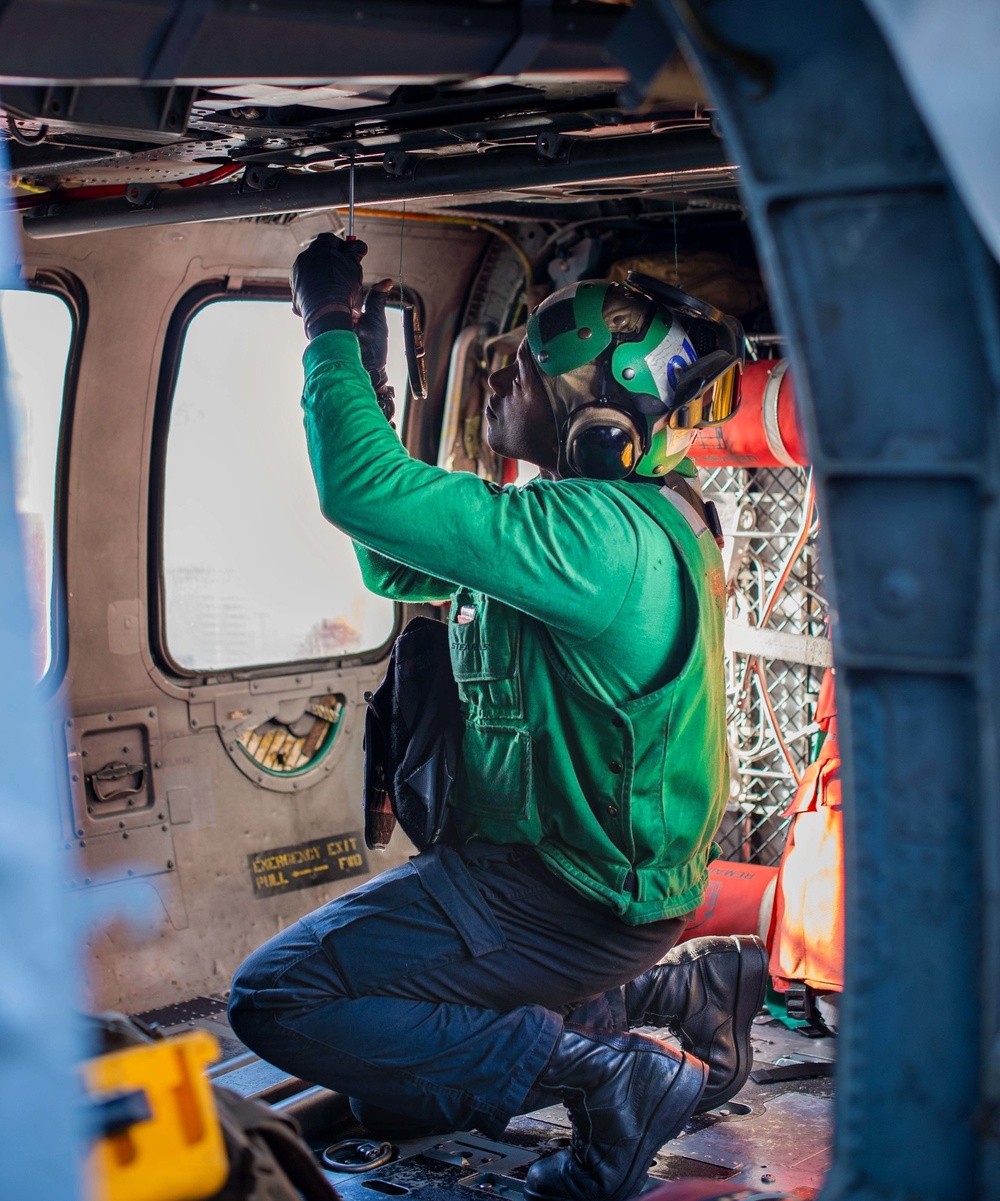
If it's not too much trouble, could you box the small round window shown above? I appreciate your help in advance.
[237,693,345,776]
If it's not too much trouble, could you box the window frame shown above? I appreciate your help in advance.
[4,269,87,694]
[150,278,416,683]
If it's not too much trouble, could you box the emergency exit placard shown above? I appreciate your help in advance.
[248,832,368,898]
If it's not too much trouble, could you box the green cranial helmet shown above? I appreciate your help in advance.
[525,275,744,480]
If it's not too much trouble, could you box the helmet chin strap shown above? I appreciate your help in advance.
[520,344,567,444]
[523,352,582,477]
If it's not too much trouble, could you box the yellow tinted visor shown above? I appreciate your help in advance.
[667,363,742,430]
[706,362,741,424]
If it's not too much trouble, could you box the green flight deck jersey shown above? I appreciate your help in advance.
[302,331,728,924]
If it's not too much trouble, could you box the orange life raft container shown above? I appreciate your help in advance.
[689,357,805,470]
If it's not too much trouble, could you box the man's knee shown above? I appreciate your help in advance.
[227,924,348,1053]
[227,934,305,1048]
[227,950,271,1052]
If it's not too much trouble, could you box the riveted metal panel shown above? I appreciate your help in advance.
[775,192,991,467]
[825,478,980,666]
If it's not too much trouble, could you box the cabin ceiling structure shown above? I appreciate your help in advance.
[0,1,742,235]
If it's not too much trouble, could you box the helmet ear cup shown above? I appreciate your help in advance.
[563,405,644,480]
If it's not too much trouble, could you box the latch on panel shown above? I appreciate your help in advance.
[66,708,161,825]
[89,760,146,804]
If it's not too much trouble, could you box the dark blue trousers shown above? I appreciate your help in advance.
[229,842,687,1136]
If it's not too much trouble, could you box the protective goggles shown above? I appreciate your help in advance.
[625,271,745,430]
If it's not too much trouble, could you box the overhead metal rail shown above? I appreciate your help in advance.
[0,0,625,87]
[19,128,734,238]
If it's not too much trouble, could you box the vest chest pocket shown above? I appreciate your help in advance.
[458,725,534,821]
[448,590,521,718]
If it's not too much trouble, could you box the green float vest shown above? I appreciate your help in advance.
[449,480,729,924]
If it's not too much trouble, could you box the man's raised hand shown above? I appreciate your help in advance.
[291,232,368,339]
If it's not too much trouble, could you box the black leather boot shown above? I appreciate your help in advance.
[523,1025,707,1201]
[625,934,769,1112]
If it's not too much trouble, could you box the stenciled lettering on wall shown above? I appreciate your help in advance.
[247,831,368,898]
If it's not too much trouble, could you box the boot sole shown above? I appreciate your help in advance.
[696,935,770,1113]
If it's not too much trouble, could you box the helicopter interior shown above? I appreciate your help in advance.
[1,4,997,1201]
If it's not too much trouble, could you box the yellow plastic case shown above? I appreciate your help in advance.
[84,1029,229,1201]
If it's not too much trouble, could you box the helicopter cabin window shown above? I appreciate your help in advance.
[162,296,409,672]
[1,286,74,681]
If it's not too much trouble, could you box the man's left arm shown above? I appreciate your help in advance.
[302,332,640,639]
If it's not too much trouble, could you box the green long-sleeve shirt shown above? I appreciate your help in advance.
[305,333,686,699]
[303,331,727,921]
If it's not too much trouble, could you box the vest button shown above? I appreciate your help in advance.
[609,761,623,774]
[606,804,619,818]
[612,715,625,729]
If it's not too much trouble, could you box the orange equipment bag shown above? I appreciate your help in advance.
[679,860,777,945]
[769,669,844,993]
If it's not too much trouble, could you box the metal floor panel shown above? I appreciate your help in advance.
[655,1017,834,1196]
[663,1091,832,1193]
[134,994,835,1199]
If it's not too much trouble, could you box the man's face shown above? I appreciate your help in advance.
[485,339,560,475]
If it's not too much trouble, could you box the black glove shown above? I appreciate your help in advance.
[357,278,396,421]
[290,232,367,340]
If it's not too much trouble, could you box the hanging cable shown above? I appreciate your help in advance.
[750,658,802,786]
[737,470,817,704]
[346,156,356,241]
[5,114,48,146]
[758,471,816,629]
[398,200,406,303]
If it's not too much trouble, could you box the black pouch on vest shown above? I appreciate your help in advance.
[363,616,463,852]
